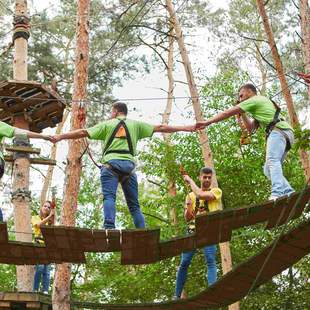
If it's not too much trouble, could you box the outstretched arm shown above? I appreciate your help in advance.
[14,128,51,141]
[153,124,195,133]
[52,129,89,143]
[196,105,243,129]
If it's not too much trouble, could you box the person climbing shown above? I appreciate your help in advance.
[196,83,295,200]
[0,121,52,220]
[175,167,221,299]
[32,199,56,294]
[51,101,196,229]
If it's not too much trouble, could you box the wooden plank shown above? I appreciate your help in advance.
[5,145,41,154]
[121,229,160,265]
[159,235,196,260]
[4,155,56,166]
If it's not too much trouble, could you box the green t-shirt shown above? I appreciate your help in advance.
[86,116,154,163]
[0,122,15,161]
[239,95,293,131]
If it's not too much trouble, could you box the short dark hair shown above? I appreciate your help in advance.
[112,102,128,115]
[200,167,213,175]
[239,83,257,94]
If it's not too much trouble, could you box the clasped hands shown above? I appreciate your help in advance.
[41,134,63,144]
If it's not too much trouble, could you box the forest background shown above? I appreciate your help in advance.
[0,0,309,309]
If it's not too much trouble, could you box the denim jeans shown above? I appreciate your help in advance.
[33,264,51,292]
[264,129,294,197]
[0,158,4,179]
[0,208,3,222]
[175,245,217,298]
[100,159,145,229]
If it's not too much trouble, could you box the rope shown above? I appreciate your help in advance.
[243,179,310,305]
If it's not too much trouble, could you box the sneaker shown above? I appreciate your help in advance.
[269,195,279,201]
[43,291,48,295]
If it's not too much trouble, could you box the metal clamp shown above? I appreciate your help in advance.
[11,188,32,202]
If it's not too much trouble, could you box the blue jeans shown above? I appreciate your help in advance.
[264,130,294,197]
[175,245,217,298]
[0,208,3,222]
[100,159,145,229]
[33,264,51,292]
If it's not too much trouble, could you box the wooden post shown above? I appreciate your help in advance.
[256,0,310,179]
[52,0,90,309]
[12,0,33,291]
[300,0,310,100]
[165,1,239,309]
[162,15,177,225]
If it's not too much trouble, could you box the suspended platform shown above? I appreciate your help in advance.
[0,292,51,310]
[71,218,310,309]
[0,80,65,132]
[1,217,310,309]
[0,187,309,266]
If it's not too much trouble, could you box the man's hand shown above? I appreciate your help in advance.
[42,135,53,142]
[183,174,192,184]
[195,121,209,130]
[185,124,196,132]
[50,135,62,144]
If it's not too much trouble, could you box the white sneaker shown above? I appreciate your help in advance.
[43,291,48,294]
[269,195,279,201]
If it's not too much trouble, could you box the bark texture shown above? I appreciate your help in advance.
[52,1,90,309]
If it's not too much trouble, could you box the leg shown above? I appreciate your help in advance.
[175,250,196,298]
[121,172,145,228]
[33,265,43,291]
[0,158,4,179]
[0,208,3,222]
[100,166,119,229]
[203,245,217,285]
[264,131,294,197]
[42,264,51,293]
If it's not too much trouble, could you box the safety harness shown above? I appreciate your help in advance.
[102,119,135,183]
[187,195,210,234]
[265,99,291,152]
[103,119,134,156]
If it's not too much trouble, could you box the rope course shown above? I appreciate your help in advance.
[0,188,308,266]
[0,189,309,309]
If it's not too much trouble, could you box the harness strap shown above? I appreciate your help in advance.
[103,120,134,156]
[266,99,291,151]
[195,195,209,212]
[265,99,281,138]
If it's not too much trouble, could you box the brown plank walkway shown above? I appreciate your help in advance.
[0,188,308,265]
[0,292,51,310]
[71,218,310,309]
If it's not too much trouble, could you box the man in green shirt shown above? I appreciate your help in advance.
[52,102,195,229]
[0,121,52,179]
[196,83,294,199]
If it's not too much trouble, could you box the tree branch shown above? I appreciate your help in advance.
[137,36,169,69]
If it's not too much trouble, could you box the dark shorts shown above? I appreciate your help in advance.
[0,158,4,179]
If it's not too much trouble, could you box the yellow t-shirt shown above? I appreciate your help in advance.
[185,188,222,232]
[31,215,49,244]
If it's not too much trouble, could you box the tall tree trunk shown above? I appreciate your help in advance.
[162,15,177,225]
[256,0,310,179]
[40,109,69,206]
[300,0,310,100]
[12,0,33,291]
[165,1,239,309]
[52,1,90,309]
